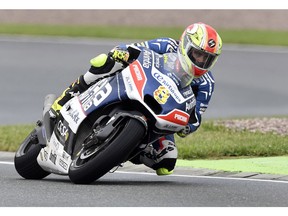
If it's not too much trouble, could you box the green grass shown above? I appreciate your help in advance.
[175,121,288,160]
[1,23,288,46]
[1,120,287,160]
[0,124,35,152]
[176,156,288,175]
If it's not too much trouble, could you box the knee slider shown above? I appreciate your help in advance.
[89,54,115,74]
[90,54,108,67]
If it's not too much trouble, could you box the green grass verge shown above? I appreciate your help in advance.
[0,124,35,152]
[176,156,288,175]
[175,121,288,159]
[1,120,287,160]
[1,24,288,46]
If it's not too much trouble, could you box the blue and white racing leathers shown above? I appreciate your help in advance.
[118,38,215,171]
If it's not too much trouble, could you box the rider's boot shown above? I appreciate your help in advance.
[131,136,178,176]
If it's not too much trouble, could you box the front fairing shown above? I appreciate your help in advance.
[122,48,195,131]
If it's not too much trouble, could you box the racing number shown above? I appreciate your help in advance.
[93,82,112,107]
[82,82,112,111]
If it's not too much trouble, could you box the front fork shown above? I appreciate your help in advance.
[42,94,57,142]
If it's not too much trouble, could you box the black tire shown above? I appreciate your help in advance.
[14,129,51,179]
[69,118,146,184]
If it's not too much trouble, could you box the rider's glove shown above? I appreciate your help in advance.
[177,125,191,138]
[109,47,130,64]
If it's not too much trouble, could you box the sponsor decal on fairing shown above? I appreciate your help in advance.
[61,97,86,134]
[123,60,147,100]
[153,86,170,104]
[81,79,112,112]
[158,109,190,126]
[152,69,186,103]
[142,49,152,69]
[57,120,68,137]
[37,134,72,175]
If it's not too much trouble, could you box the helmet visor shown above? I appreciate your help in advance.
[164,53,194,89]
[183,35,218,70]
[187,47,217,70]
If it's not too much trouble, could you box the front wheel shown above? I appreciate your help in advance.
[14,128,51,179]
[69,118,146,184]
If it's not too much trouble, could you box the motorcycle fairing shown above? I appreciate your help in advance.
[60,48,195,135]
[37,132,72,175]
[123,50,195,130]
[126,60,147,100]
[37,77,122,175]
[60,78,112,134]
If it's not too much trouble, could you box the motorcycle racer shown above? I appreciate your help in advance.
[50,22,223,176]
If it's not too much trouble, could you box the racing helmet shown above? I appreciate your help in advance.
[177,22,222,77]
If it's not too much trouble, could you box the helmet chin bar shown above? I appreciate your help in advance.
[193,67,208,77]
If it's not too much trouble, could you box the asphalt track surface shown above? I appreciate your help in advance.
[1,35,288,124]
[1,151,288,207]
[0,36,288,208]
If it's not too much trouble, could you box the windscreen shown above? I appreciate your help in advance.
[163,53,194,89]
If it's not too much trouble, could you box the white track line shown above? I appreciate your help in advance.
[3,161,287,184]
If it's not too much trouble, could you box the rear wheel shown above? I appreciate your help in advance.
[69,118,146,184]
[14,128,50,179]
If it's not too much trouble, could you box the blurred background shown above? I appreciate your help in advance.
[1,10,288,124]
[0,10,288,30]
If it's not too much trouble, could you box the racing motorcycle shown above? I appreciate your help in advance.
[14,46,196,184]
